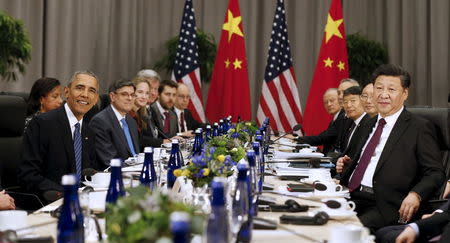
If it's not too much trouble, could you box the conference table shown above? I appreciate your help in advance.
[25,175,372,243]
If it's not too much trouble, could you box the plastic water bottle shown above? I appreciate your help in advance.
[246,150,258,216]
[231,161,252,243]
[206,178,229,243]
[139,147,157,190]
[167,139,183,188]
[253,141,264,193]
[170,211,190,243]
[212,122,219,137]
[218,119,224,135]
[105,158,125,204]
[205,124,212,141]
[57,174,84,243]
[192,129,202,156]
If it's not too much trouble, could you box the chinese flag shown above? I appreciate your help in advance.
[206,0,251,123]
[303,0,349,136]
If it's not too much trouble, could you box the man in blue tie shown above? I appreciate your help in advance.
[90,79,140,169]
[20,71,100,202]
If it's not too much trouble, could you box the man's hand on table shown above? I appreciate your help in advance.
[395,226,417,243]
[336,155,351,173]
[398,191,421,223]
[0,190,15,210]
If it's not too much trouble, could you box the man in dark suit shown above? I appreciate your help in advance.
[149,80,179,138]
[19,71,99,201]
[90,80,140,169]
[174,83,203,135]
[376,199,450,243]
[297,80,359,154]
[336,64,445,232]
[339,86,371,152]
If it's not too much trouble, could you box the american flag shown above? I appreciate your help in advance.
[172,0,206,123]
[257,0,303,133]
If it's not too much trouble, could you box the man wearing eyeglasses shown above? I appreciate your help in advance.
[174,83,202,136]
[360,83,378,117]
[90,79,140,169]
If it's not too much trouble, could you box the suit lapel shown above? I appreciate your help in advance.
[126,115,140,153]
[81,122,91,169]
[106,106,130,154]
[170,110,178,135]
[57,107,76,173]
[374,110,411,175]
[151,104,164,130]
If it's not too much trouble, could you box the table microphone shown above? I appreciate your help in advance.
[42,190,63,202]
[269,124,302,144]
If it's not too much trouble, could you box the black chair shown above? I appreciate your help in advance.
[0,91,29,103]
[408,107,450,211]
[0,95,27,189]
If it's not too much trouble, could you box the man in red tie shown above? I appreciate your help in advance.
[174,83,203,137]
[148,80,179,138]
[336,64,444,232]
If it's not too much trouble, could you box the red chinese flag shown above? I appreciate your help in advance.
[303,0,349,136]
[205,0,251,123]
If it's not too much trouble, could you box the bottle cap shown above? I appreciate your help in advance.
[206,125,211,129]
[172,139,179,144]
[61,174,77,185]
[214,122,218,126]
[144,147,153,153]
[170,211,190,222]
[110,158,122,167]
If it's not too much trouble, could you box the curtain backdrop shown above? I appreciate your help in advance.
[1,0,449,118]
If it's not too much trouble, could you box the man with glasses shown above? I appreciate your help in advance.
[360,83,378,117]
[90,79,140,169]
[174,83,202,136]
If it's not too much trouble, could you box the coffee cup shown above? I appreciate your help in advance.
[313,181,343,195]
[0,210,27,231]
[321,198,356,213]
[329,225,365,243]
[85,172,110,187]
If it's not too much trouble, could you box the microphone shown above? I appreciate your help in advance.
[270,124,302,144]
[156,126,171,139]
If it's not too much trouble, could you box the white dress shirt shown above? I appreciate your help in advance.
[64,103,83,138]
[346,112,367,147]
[111,104,126,128]
[156,101,169,121]
[174,107,187,132]
[350,107,404,187]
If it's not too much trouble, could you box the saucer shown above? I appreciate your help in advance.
[299,190,350,200]
[82,181,109,189]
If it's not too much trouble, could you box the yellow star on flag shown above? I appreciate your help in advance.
[323,57,333,68]
[337,61,345,71]
[233,58,242,69]
[224,59,231,68]
[222,10,244,42]
[324,14,343,43]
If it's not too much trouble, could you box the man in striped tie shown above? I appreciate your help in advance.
[20,71,100,202]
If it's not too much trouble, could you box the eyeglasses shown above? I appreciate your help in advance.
[115,92,136,99]
[360,94,372,101]
[177,95,190,100]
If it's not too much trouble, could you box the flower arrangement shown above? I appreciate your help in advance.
[227,121,259,144]
[106,186,203,243]
[174,135,246,187]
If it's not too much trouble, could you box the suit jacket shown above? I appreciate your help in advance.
[297,109,346,154]
[138,106,164,149]
[415,200,450,239]
[340,113,372,153]
[149,102,178,138]
[89,105,140,169]
[19,106,97,197]
[184,108,203,131]
[340,109,445,225]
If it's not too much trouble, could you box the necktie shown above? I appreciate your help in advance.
[180,111,185,132]
[163,111,170,134]
[344,122,357,148]
[348,118,386,191]
[73,122,82,180]
[121,118,137,156]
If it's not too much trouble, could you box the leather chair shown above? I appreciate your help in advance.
[408,107,450,205]
[0,95,27,189]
